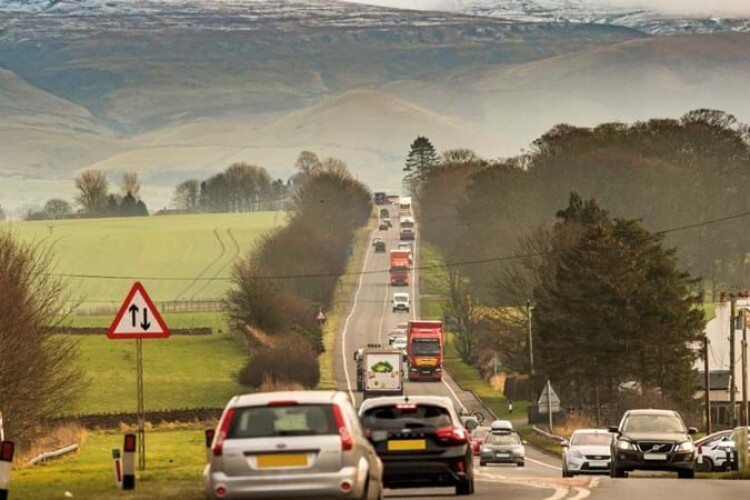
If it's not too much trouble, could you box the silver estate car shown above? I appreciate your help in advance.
[479,431,525,467]
[562,429,612,477]
[204,390,384,499]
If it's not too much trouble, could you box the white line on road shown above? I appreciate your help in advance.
[526,457,563,471]
[569,487,591,500]
[341,231,375,402]
[377,265,390,346]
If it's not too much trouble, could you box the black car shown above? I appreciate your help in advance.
[609,409,697,479]
[359,396,474,496]
[374,241,386,253]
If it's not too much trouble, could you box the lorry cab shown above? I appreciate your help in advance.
[406,320,444,382]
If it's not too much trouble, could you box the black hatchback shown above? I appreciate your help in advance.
[609,409,697,479]
[358,396,474,495]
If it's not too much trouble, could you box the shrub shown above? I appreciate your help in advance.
[238,341,320,389]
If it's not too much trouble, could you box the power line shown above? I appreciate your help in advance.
[49,208,750,282]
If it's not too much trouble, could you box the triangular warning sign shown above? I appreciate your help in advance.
[108,282,170,339]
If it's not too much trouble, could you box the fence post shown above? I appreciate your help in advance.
[0,440,14,500]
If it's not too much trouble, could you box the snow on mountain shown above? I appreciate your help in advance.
[343,0,750,34]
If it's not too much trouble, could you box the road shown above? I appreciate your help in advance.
[333,220,736,499]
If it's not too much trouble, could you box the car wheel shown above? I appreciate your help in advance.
[610,463,625,478]
[455,478,473,496]
[517,461,525,467]
[562,468,570,478]
[677,469,695,479]
[696,457,713,472]
[479,461,486,467]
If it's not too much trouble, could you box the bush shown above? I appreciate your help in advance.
[238,341,320,389]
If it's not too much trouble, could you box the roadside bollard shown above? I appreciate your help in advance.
[122,433,136,490]
[205,429,216,463]
[112,449,122,488]
[0,441,14,500]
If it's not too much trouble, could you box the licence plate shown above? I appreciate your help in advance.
[589,460,608,468]
[643,453,668,461]
[495,453,510,458]
[388,439,426,451]
[256,453,308,468]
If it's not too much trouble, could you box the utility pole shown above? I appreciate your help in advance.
[704,337,712,435]
[527,300,534,375]
[729,293,737,429]
[743,309,748,427]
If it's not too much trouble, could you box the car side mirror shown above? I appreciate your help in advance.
[560,440,568,448]
[608,426,619,434]
[688,427,698,435]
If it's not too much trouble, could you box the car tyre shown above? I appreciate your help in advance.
[479,461,486,467]
[696,457,713,472]
[677,469,695,479]
[610,463,625,478]
[517,461,525,467]
[455,478,474,496]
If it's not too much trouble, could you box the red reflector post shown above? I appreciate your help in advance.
[123,433,136,453]
[0,442,13,462]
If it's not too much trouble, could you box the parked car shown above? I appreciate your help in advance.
[609,409,697,479]
[470,427,491,456]
[695,429,733,472]
[561,429,612,477]
[204,390,383,499]
[706,426,750,471]
[392,292,410,313]
[479,430,525,467]
[359,396,475,495]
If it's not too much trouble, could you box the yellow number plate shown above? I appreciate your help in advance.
[387,440,426,451]
[256,453,308,468]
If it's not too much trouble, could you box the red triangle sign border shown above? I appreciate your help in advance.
[108,281,170,340]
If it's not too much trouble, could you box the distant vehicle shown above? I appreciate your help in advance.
[479,430,525,467]
[361,347,403,400]
[359,396,475,495]
[609,409,697,479]
[374,240,386,253]
[383,217,392,228]
[204,390,384,499]
[470,427,491,456]
[390,249,410,286]
[398,196,412,216]
[561,429,612,477]
[378,221,389,231]
[379,208,389,218]
[407,320,443,381]
[397,242,413,263]
[489,420,513,432]
[374,192,387,205]
[391,336,408,361]
[706,426,750,471]
[372,236,383,246]
[399,216,415,241]
[392,292,410,313]
[695,429,733,472]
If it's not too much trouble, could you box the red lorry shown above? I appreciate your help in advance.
[390,249,410,286]
[406,320,443,381]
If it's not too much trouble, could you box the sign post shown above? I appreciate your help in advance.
[108,282,169,471]
[537,380,561,433]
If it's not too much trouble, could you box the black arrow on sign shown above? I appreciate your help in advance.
[140,308,151,330]
[129,304,139,327]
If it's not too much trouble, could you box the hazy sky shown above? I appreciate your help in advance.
[344,0,750,17]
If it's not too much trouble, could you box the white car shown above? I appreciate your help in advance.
[392,292,410,313]
[390,336,407,361]
[695,429,732,471]
[561,429,612,477]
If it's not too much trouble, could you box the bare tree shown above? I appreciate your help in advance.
[443,266,481,364]
[173,179,200,212]
[43,199,72,220]
[0,232,82,447]
[74,169,109,215]
[295,151,322,175]
[120,172,140,198]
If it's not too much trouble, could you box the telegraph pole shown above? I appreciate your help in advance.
[527,300,534,375]
[703,337,711,435]
[729,293,737,428]
[743,310,748,426]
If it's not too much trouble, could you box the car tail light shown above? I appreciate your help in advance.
[397,403,417,412]
[212,408,235,457]
[215,486,227,498]
[436,426,468,445]
[332,404,353,451]
[697,445,702,455]
[457,460,465,473]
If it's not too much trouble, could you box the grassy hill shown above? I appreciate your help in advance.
[12,212,285,307]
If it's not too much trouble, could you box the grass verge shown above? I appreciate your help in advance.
[516,424,564,456]
[11,428,206,499]
[317,217,374,389]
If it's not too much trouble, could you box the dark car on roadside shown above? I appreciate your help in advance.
[359,396,475,495]
[609,409,697,479]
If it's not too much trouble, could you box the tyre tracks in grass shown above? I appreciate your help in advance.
[188,227,241,300]
[173,228,227,301]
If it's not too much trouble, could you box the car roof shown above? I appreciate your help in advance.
[393,292,409,297]
[623,409,680,417]
[359,395,455,413]
[571,428,612,435]
[230,390,347,408]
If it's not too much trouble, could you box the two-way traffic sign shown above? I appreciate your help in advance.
[108,282,170,339]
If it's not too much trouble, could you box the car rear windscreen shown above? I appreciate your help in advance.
[228,404,337,438]
[361,404,451,430]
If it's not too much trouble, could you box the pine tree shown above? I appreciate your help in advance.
[404,136,439,186]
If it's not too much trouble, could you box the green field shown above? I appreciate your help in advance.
[63,312,247,415]
[11,428,206,499]
[10,212,284,307]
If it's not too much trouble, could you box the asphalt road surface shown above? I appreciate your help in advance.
[334,221,738,499]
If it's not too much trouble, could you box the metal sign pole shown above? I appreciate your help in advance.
[136,338,145,470]
[547,380,553,433]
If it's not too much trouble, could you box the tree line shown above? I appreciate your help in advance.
[411,109,747,414]
[228,153,372,389]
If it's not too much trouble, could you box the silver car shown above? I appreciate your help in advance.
[204,390,383,499]
[561,429,611,477]
[479,431,525,467]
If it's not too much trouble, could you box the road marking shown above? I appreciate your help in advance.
[377,266,390,346]
[526,457,563,471]
[569,487,591,500]
[341,231,375,402]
